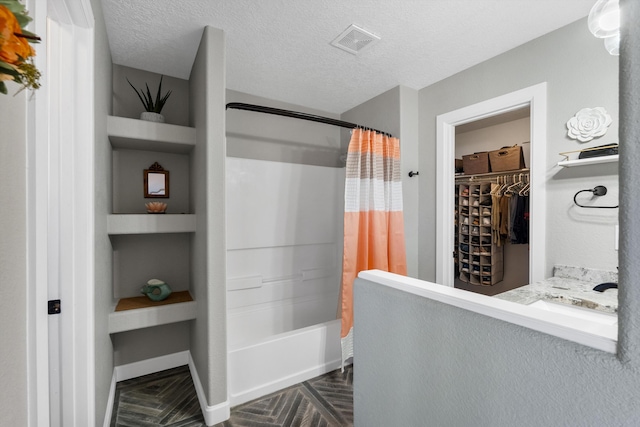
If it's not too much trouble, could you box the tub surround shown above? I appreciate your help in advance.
[495,265,618,313]
[227,320,342,406]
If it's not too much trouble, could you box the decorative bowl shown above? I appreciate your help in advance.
[145,201,167,213]
[141,279,172,301]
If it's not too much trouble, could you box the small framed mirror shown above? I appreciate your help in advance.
[144,162,170,198]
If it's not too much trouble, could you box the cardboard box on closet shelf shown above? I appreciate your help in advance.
[462,152,490,175]
[489,145,526,172]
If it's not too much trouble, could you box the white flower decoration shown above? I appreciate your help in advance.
[566,107,612,142]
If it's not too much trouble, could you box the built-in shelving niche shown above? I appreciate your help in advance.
[107,115,197,335]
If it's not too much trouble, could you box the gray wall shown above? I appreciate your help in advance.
[0,82,29,426]
[341,86,401,139]
[617,0,640,366]
[419,18,619,282]
[112,148,191,214]
[354,278,639,426]
[112,323,191,365]
[113,64,190,127]
[92,0,115,423]
[189,26,228,407]
[111,234,191,298]
[226,89,342,167]
[341,86,420,278]
[354,3,640,425]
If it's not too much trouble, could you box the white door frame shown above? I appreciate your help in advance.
[28,0,95,425]
[435,83,547,287]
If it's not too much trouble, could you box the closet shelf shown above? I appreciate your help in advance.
[108,291,197,334]
[108,214,196,235]
[558,155,618,168]
[107,116,196,154]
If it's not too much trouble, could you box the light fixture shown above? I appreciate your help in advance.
[603,33,620,55]
[588,0,620,56]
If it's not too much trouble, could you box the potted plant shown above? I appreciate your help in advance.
[127,75,172,123]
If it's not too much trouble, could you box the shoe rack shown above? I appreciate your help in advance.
[454,184,459,278]
[457,183,504,286]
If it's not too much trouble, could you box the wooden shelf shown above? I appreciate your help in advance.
[558,155,618,168]
[108,214,196,235]
[108,291,197,334]
[107,116,196,154]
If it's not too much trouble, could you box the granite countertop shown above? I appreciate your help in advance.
[494,265,618,314]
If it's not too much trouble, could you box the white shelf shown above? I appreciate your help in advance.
[107,116,196,154]
[558,154,618,168]
[108,300,197,334]
[108,214,196,235]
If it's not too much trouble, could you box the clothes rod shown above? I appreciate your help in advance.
[225,102,393,137]
[454,168,530,181]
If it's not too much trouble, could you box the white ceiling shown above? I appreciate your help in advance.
[101,0,595,114]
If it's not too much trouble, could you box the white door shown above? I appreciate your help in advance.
[29,0,96,425]
[435,83,547,287]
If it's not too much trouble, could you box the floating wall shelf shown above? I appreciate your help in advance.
[107,214,196,235]
[108,293,197,334]
[107,116,196,154]
[558,154,619,168]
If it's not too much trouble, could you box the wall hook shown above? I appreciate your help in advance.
[408,171,419,178]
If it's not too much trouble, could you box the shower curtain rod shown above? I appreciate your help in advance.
[226,102,393,137]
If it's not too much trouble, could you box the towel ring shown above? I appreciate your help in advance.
[573,186,618,209]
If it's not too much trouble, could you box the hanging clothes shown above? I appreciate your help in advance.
[498,193,511,245]
[491,183,501,243]
[509,193,519,242]
[491,181,511,247]
[339,128,407,369]
[511,194,530,244]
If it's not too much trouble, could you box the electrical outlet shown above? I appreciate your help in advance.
[615,225,619,251]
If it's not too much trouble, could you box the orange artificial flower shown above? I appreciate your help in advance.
[0,4,34,66]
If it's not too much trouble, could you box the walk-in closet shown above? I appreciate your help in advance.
[453,107,531,296]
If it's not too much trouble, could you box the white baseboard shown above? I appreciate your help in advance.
[104,351,230,426]
[188,353,230,426]
[102,373,117,427]
[114,350,190,382]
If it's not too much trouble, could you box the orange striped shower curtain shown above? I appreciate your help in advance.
[340,128,407,368]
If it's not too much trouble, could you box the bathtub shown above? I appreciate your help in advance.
[227,319,342,406]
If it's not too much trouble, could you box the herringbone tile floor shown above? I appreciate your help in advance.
[111,364,353,427]
[110,365,205,427]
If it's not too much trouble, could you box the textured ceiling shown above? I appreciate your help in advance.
[102,0,595,114]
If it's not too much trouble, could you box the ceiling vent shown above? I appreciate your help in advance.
[330,24,380,55]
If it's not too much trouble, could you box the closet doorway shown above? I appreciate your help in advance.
[435,83,547,290]
[454,108,530,295]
